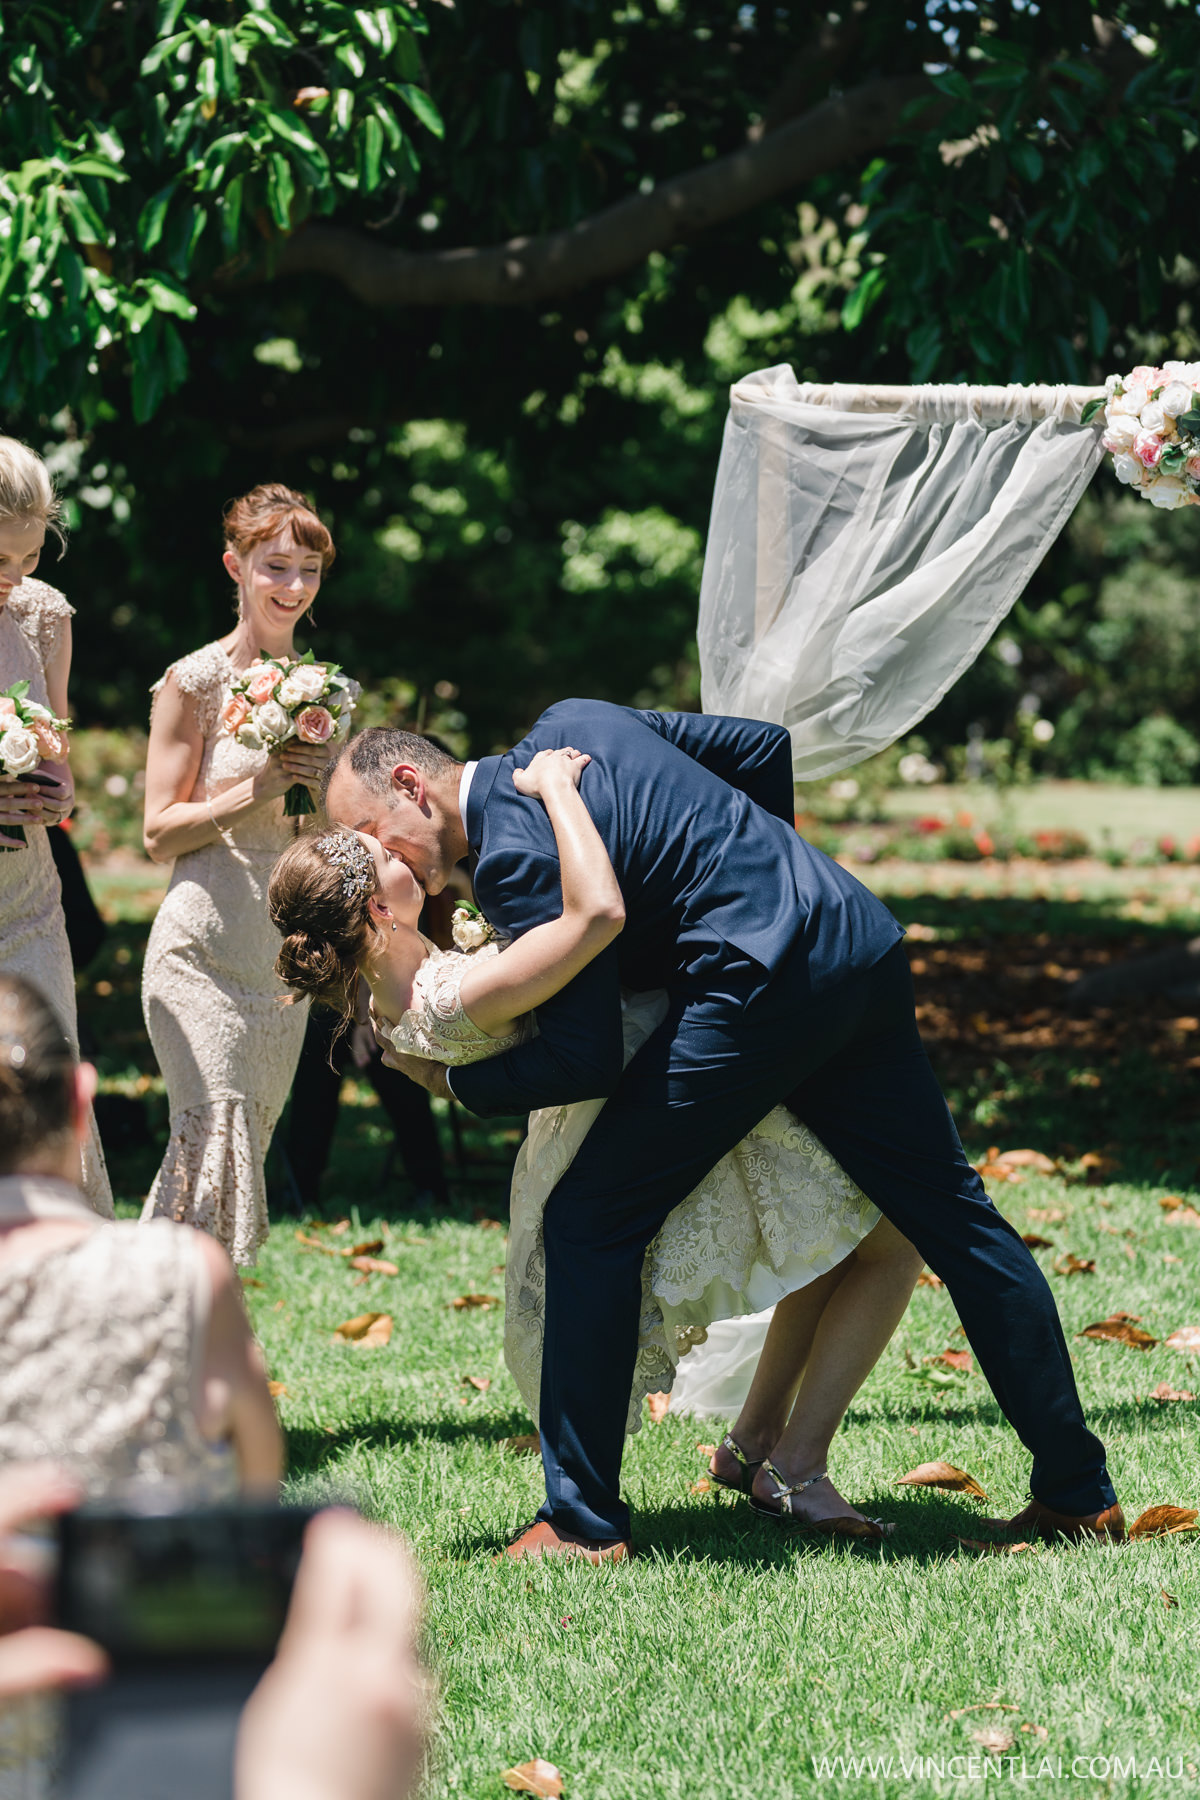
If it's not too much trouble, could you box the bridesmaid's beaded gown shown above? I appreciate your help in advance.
[0,578,111,1215]
[140,641,313,1264]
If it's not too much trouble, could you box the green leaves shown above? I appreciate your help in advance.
[1080,398,1106,426]
[0,0,445,421]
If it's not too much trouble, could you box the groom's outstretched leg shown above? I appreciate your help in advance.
[789,946,1116,1520]
[537,1091,779,1544]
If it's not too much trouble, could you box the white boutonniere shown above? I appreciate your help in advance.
[452,902,497,953]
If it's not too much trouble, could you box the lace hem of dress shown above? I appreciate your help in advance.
[140,1097,269,1266]
[503,1101,880,1439]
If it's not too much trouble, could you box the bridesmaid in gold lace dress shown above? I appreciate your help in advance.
[140,485,344,1263]
[0,438,111,1215]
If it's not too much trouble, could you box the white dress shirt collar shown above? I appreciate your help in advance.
[458,759,478,835]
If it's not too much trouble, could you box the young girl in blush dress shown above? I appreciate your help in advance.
[0,439,110,1215]
[140,485,352,1264]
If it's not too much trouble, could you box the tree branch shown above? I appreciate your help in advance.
[271,72,933,309]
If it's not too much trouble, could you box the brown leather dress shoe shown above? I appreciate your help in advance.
[498,1519,632,1565]
[982,1498,1126,1543]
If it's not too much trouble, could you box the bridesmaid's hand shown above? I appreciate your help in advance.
[0,778,45,846]
[35,762,74,827]
[279,740,334,804]
[250,741,332,808]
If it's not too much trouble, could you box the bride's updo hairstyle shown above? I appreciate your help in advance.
[0,974,76,1176]
[0,437,66,549]
[223,483,336,572]
[269,828,378,1017]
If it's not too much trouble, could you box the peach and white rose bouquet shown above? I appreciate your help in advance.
[1091,363,1200,510]
[220,650,357,815]
[0,680,70,844]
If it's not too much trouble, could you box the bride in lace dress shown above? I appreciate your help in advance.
[270,747,923,1530]
[140,485,349,1265]
[0,439,111,1216]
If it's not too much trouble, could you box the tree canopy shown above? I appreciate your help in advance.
[3,1,1200,761]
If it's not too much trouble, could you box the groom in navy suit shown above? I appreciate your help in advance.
[325,702,1121,1559]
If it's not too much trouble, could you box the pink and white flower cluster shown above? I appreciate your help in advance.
[1100,362,1200,510]
[219,653,356,754]
[0,683,68,778]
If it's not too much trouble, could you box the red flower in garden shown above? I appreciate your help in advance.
[916,816,945,835]
[974,830,995,857]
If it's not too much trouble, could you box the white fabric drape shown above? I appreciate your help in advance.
[697,365,1105,779]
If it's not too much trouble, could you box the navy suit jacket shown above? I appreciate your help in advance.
[449,700,902,1118]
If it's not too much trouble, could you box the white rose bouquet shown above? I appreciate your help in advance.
[219,650,357,816]
[451,902,498,953]
[1089,363,1200,510]
[0,679,69,845]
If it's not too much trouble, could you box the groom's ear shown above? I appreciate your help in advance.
[391,763,428,812]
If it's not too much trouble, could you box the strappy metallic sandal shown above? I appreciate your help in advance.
[709,1431,765,1495]
[749,1462,893,1540]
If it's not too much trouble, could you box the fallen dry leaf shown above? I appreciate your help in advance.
[473,1214,505,1231]
[646,1391,671,1424]
[328,1219,351,1235]
[332,1311,393,1348]
[1164,1254,1183,1266]
[349,1256,400,1276]
[1160,1196,1185,1212]
[696,1443,718,1458]
[1053,1252,1096,1276]
[954,1537,1034,1555]
[348,1238,385,1257]
[1027,1207,1067,1224]
[1078,1315,1157,1351]
[463,1375,491,1393]
[267,1380,287,1398]
[996,1149,1058,1174]
[451,1294,501,1310]
[973,1726,1016,1755]
[1163,1589,1179,1609]
[927,1349,973,1374]
[897,1461,987,1501]
[501,1760,563,1798]
[690,1479,712,1495]
[1081,1150,1121,1184]
[1166,1325,1200,1352]
[1151,1382,1196,1402]
[1021,1234,1055,1249]
[917,1269,945,1289]
[295,1229,340,1257]
[241,1277,265,1289]
[1021,1723,1049,1741]
[1128,1505,1199,1540]
[1167,1207,1200,1228]
[499,1434,541,1455]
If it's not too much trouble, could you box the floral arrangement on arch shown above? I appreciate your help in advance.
[1090,363,1200,510]
[220,651,356,816]
[0,680,69,844]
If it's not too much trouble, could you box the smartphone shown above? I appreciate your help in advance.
[53,1500,319,1800]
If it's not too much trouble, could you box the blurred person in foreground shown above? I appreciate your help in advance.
[0,970,283,1794]
[0,1467,427,1800]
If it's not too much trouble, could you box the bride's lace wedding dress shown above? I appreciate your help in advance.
[389,942,879,1433]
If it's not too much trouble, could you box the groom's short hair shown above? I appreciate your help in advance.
[323,726,461,805]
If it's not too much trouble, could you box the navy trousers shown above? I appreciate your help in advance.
[537,943,1113,1542]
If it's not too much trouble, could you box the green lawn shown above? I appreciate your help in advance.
[882,780,1200,850]
[84,843,1200,1800]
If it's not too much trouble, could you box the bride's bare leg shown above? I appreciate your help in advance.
[750,1215,923,1523]
[709,1266,847,1486]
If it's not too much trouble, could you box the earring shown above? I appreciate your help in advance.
[307,608,318,631]
[391,922,396,932]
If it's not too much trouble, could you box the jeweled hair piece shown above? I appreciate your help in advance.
[317,830,375,902]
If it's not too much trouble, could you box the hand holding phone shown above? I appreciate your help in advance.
[237,1511,427,1800]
